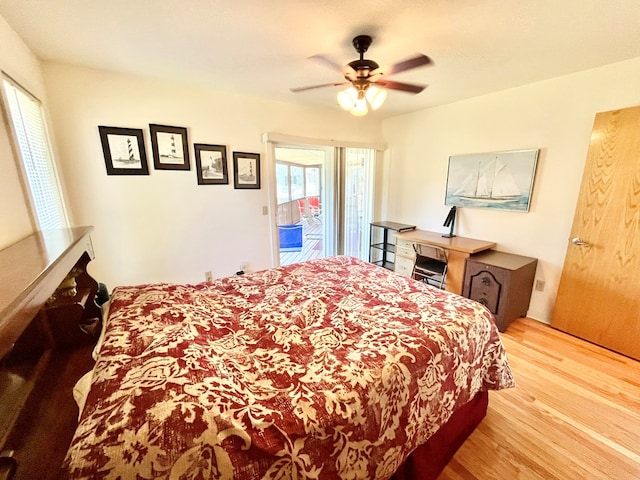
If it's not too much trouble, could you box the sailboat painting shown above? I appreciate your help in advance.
[445,149,539,212]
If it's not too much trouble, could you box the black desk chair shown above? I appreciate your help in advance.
[413,244,448,289]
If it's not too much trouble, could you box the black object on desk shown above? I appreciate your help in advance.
[442,206,457,238]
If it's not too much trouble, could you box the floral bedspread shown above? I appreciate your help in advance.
[63,256,514,479]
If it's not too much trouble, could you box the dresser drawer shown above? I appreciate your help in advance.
[463,250,537,332]
[467,270,502,314]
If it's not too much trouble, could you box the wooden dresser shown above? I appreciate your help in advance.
[462,250,537,332]
[0,227,99,480]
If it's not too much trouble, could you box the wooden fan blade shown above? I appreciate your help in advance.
[309,55,357,79]
[290,81,349,93]
[374,79,427,94]
[371,54,433,76]
[309,54,343,72]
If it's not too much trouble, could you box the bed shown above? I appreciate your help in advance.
[63,255,514,479]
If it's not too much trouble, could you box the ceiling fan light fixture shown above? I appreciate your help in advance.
[351,97,369,116]
[338,85,381,116]
[365,85,387,110]
[337,87,358,110]
[292,35,432,116]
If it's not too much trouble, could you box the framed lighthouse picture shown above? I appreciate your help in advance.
[149,124,190,170]
[232,151,261,189]
[194,143,228,185]
[98,126,149,175]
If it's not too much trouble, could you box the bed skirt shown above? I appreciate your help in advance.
[391,390,489,480]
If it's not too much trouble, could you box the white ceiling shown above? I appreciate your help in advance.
[1,0,640,119]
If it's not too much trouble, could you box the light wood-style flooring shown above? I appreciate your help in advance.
[441,317,640,479]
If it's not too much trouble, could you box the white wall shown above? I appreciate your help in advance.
[6,8,639,324]
[0,15,50,248]
[382,57,640,323]
[42,63,383,288]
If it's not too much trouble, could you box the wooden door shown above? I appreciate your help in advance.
[552,106,640,360]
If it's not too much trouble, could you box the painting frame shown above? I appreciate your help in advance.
[98,126,149,175]
[445,148,539,212]
[232,152,261,189]
[149,124,190,170]
[194,143,228,185]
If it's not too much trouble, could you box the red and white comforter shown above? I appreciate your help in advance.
[63,256,514,479]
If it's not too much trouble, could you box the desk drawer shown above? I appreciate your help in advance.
[396,238,415,250]
[395,239,416,259]
[394,255,415,278]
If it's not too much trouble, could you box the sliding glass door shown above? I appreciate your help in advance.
[275,146,334,266]
[341,148,375,259]
[273,144,376,266]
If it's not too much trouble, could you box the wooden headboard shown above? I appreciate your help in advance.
[0,227,95,359]
[0,226,97,479]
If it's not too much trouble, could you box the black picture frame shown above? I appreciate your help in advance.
[194,143,228,185]
[149,124,190,170]
[232,152,261,189]
[98,126,149,175]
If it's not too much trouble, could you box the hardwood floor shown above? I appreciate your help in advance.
[6,345,94,480]
[440,317,640,480]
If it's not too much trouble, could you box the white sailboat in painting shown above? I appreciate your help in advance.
[454,156,521,203]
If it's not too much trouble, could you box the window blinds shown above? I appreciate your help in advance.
[2,77,68,230]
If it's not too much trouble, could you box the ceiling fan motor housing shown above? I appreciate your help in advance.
[347,59,380,75]
[348,35,379,78]
[352,35,372,54]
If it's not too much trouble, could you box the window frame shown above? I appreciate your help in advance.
[2,73,69,231]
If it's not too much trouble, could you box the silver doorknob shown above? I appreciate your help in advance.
[571,237,590,246]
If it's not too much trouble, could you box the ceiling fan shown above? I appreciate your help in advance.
[290,35,433,115]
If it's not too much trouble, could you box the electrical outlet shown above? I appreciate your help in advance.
[205,271,213,282]
[535,280,545,291]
